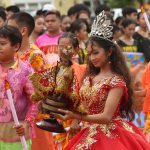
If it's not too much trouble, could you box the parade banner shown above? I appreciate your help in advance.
[123,52,145,68]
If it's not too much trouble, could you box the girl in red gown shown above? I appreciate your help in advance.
[53,11,150,150]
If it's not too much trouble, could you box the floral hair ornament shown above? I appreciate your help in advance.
[58,45,74,60]
[90,10,114,44]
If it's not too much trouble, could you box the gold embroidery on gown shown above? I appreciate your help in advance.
[73,75,135,149]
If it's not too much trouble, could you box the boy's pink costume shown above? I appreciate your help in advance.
[0,60,37,142]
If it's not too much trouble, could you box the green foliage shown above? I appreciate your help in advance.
[108,0,140,8]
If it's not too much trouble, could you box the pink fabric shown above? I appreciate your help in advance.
[0,60,37,137]
[36,33,63,47]
[35,32,64,66]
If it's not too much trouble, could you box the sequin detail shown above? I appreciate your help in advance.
[75,124,98,150]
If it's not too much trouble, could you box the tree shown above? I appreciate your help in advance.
[108,0,140,8]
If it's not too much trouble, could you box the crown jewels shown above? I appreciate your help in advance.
[90,10,113,41]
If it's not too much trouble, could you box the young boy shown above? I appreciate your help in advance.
[7,12,55,150]
[0,25,36,150]
[7,12,48,71]
[122,6,137,21]
[36,10,63,66]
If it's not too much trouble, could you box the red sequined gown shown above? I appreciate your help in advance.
[65,75,150,150]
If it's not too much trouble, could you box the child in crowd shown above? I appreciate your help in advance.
[7,12,48,71]
[5,5,20,20]
[60,15,71,32]
[112,24,122,42]
[54,32,86,149]
[70,19,89,64]
[122,6,137,21]
[118,18,137,53]
[7,12,55,150]
[30,15,45,44]
[133,12,150,62]
[0,25,37,150]
[36,10,63,66]
[0,10,6,28]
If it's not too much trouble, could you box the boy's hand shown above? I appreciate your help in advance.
[13,124,25,136]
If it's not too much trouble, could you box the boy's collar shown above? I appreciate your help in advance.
[9,59,19,70]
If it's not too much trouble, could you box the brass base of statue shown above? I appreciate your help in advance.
[36,96,68,133]
[36,118,66,133]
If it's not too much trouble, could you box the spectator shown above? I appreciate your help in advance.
[60,15,71,32]
[36,10,63,66]
[0,10,6,27]
[6,5,20,19]
[122,6,137,21]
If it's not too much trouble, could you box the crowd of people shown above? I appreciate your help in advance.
[0,3,150,150]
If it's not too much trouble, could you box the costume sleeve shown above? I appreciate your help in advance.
[109,76,128,103]
[109,76,126,89]
[142,63,150,114]
[24,66,38,137]
[142,63,150,89]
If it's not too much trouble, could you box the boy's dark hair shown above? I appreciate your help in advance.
[95,4,110,16]
[112,24,121,34]
[67,4,90,17]
[36,9,44,16]
[70,19,89,33]
[0,10,6,21]
[115,16,123,26]
[45,10,61,19]
[0,6,5,11]
[6,5,20,13]
[121,18,136,28]
[0,25,22,48]
[122,6,137,18]
[137,12,142,20]
[9,12,35,36]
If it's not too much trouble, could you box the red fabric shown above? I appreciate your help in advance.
[65,120,150,150]
[65,75,150,150]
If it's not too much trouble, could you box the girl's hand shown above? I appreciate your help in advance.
[13,124,25,136]
[52,109,78,121]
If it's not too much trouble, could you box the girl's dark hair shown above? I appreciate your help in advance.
[137,12,142,20]
[121,18,136,28]
[58,32,79,49]
[86,36,134,121]
[60,15,67,21]
[0,10,6,21]
[0,25,22,49]
[115,16,123,26]
[112,24,121,34]
[70,19,90,33]
[34,15,43,20]
[122,6,137,18]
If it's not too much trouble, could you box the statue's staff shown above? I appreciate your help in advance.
[5,80,28,150]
